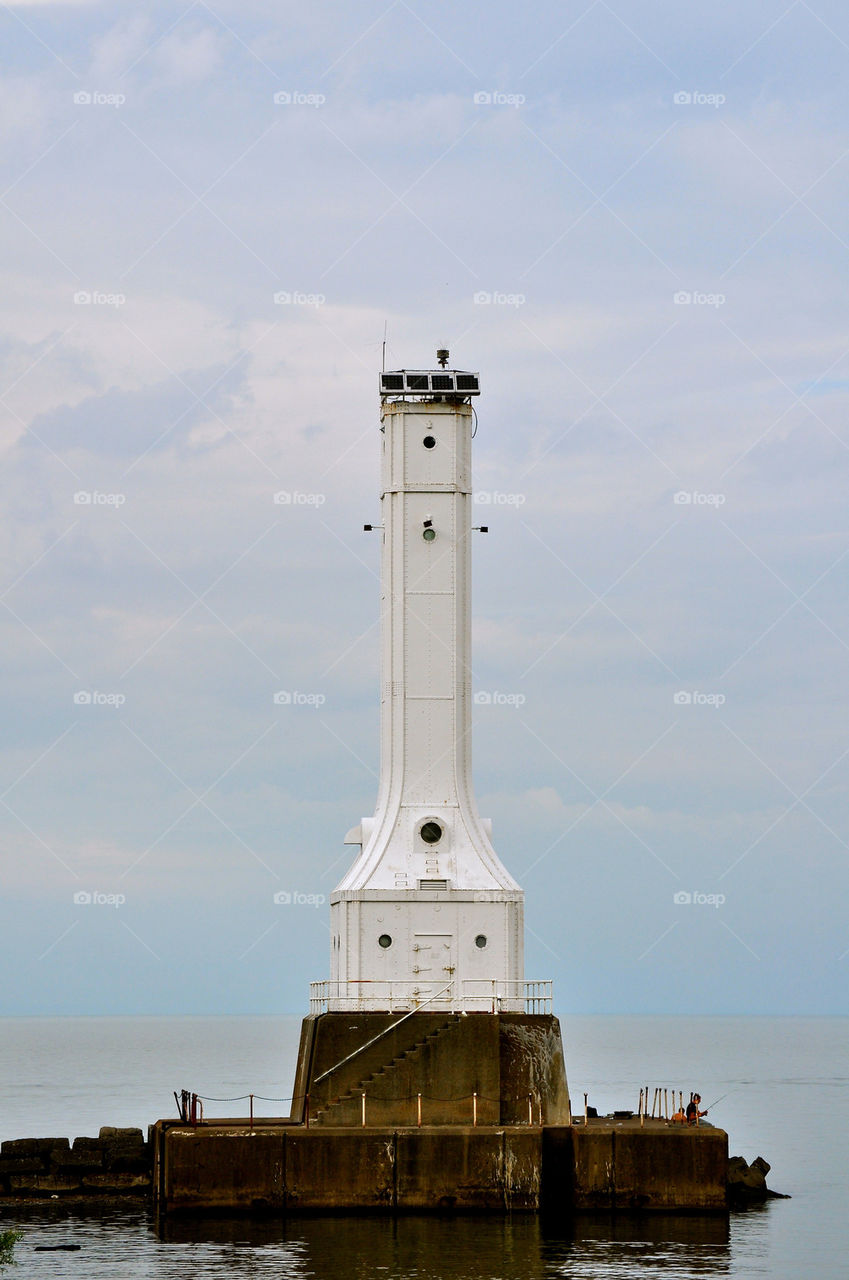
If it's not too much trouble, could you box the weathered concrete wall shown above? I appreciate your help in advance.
[155,1124,544,1213]
[542,1124,728,1212]
[0,1128,150,1200]
[159,1129,284,1212]
[293,1012,569,1128]
[287,1130,395,1209]
[499,1016,570,1125]
[396,1130,541,1211]
[153,1120,728,1214]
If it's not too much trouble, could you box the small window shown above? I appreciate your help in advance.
[423,435,436,449]
[378,934,392,949]
[475,934,487,949]
[420,821,442,844]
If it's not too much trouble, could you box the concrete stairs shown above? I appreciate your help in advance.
[312,1015,462,1126]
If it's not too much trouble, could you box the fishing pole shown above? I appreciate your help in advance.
[704,1090,734,1111]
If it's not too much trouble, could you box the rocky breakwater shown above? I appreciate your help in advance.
[0,1128,151,1201]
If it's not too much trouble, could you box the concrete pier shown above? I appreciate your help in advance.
[150,1117,728,1214]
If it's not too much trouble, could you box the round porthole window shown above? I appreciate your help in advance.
[378,934,392,949]
[475,934,487,949]
[420,820,443,844]
[423,435,436,449]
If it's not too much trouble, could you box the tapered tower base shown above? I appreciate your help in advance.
[288,1012,570,1127]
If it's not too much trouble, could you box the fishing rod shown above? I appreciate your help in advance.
[703,1090,734,1111]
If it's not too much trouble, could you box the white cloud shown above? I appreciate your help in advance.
[152,24,226,85]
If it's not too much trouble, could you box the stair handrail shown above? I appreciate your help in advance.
[313,983,454,1087]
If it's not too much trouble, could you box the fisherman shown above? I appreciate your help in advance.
[686,1093,708,1124]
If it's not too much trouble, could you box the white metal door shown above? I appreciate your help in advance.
[411,933,454,1002]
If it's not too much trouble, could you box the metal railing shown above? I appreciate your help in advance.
[309,979,552,1015]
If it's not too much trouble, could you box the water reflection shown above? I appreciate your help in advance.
[160,1211,732,1278]
[5,1205,733,1278]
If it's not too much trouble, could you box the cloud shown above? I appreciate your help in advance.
[1,0,848,1017]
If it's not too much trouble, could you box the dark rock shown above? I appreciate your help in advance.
[99,1127,144,1145]
[52,1148,103,1171]
[81,1171,150,1194]
[1,1138,70,1158]
[9,1173,82,1195]
[0,1157,45,1175]
[72,1137,103,1152]
[106,1155,150,1174]
[727,1154,788,1204]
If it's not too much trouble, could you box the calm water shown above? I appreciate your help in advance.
[1,1016,846,1278]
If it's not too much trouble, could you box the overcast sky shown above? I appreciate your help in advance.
[1,0,848,1018]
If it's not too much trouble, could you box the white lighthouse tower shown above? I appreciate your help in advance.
[293,354,567,1128]
[325,355,524,1013]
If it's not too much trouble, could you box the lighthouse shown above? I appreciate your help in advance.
[328,355,523,1012]
[290,354,569,1128]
